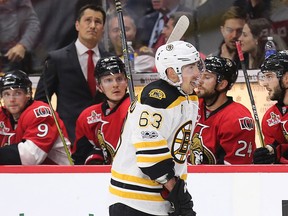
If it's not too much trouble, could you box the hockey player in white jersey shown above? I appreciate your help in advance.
[109,40,204,216]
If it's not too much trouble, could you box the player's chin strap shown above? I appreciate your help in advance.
[42,59,74,165]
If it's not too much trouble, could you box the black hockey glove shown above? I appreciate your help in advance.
[161,178,196,216]
[253,145,276,164]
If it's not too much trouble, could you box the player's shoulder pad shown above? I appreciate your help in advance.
[139,79,181,108]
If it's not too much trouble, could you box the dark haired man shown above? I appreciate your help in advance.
[191,56,256,165]
[34,4,110,143]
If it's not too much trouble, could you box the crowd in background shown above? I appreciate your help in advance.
[1,0,287,74]
[0,0,288,165]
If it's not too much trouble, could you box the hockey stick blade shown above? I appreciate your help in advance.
[166,15,190,44]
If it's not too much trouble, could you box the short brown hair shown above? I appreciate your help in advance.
[221,6,247,26]
[77,4,106,24]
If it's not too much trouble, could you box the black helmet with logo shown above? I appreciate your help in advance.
[204,56,238,90]
[95,56,126,81]
[0,70,32,94]
[260,50,288,78]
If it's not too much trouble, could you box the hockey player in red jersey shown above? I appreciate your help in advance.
[109,41,203,216]
[72,56,130,165]
[0,70,71,165]
[253,50,288,164]
[191,56,256,165]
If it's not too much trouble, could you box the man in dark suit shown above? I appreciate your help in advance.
[34,4,110,144]
[137,0,193,52]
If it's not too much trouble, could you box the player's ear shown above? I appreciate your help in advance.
[97,84,104,93]
[217,79,229,91]
[282,72,288,88]
[166,68,179,83]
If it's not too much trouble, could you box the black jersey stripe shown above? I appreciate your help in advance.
[136,148,170,155]
[110,178,162,193]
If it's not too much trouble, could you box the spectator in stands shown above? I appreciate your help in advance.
[137,0,192,52]
[233,0,271,20]
[34,4,111,144]
[108,12,155,72]
[0,0,40,74]
[108,11,137,56]
[270,0,288,48]
[162,11,206,60]
[209,6,247,69]
[0,70,72,165]
[72,56,130,165]
[238,18,271,69]
[106,0,153,24]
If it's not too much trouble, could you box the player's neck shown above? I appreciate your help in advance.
[283,93,288,106]
[205,93,228,111]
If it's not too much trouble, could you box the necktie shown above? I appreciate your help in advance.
[87,50,96,97]
[152,15,169,51]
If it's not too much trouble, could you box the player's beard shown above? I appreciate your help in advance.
[198,89,219,106]
[271,85,284,102]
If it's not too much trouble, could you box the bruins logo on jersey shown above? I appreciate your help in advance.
[190,123,216,164]
[148,89,166,100]
[171,121,192,164]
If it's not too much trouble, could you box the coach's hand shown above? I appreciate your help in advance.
[253,145,276,164]
[161,177,196,216]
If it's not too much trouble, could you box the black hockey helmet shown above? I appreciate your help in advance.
[204,56,238,90]
[260,50,288,78]
[0,70,32,94]
[95,56,126,81]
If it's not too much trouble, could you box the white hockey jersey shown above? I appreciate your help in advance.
[109,79,199,215]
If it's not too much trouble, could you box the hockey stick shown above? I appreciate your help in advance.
[42,60,74,165]
[114,0,135,102]
[236,41,265,147]
[166,15,190,44]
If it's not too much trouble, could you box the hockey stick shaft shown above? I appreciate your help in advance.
[114,0,135,102]
[236,41,265,147]
[42,60,74,165]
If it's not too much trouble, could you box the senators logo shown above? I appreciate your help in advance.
[0,121,9,133]
[190,123,216,164]
[97,128,115,164]
[281,120,288,142]
[34,106,52,118]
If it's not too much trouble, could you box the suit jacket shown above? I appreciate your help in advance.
[34,42,110,143]
[137,5,193,47]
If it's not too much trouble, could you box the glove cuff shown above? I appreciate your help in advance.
[85,154,104,165]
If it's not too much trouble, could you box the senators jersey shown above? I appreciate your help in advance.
[262,103,288,163]
[190,97,256,165]
[72,94,130,164]
[109,80,199,215]
[0,100,71,165]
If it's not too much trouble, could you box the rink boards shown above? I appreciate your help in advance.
[0,165,287,216]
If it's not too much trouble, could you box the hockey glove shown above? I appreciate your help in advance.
[253,145,276,164]
[161,178,196,216]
